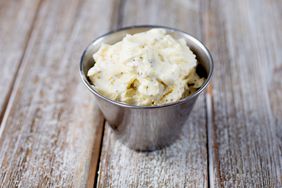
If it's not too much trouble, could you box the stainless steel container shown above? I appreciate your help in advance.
[80,26,213,151]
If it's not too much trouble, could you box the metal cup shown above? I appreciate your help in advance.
[80,25,213,151]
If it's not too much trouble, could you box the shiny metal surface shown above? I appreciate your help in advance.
[80,25,213,151]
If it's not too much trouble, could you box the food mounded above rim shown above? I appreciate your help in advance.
[87,29,205,106]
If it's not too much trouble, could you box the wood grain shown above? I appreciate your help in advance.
[97,0,208,187]
[203,0,282,187]
[1,0,281,187]
[0,0,116,187]
[0,0,42,123]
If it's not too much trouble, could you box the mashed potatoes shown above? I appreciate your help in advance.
[87,29,204,106]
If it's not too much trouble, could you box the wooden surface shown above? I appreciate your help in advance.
[0,0,281,187]
[0,0,111,187]
[203,0,282,187]
[0,0,41,122]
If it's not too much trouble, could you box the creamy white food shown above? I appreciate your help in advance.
[87,29,204,106]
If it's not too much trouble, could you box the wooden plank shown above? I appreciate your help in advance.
[97,0,208,187]
[0,0,117,187]
[203,0,282,187]
[0,0,41,123]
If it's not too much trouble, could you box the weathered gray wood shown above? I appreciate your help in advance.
[97,0,208,187]
[0,0,116,187]
[203,0,282,187]
[0,0,41,123]
[1,0,281,187]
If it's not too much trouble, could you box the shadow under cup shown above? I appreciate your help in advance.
[80,26,213,151]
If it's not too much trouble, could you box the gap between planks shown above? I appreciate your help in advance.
[206,84,220,188]
[87,119,105,188]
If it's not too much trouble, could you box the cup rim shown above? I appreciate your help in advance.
[80,25,214,109]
